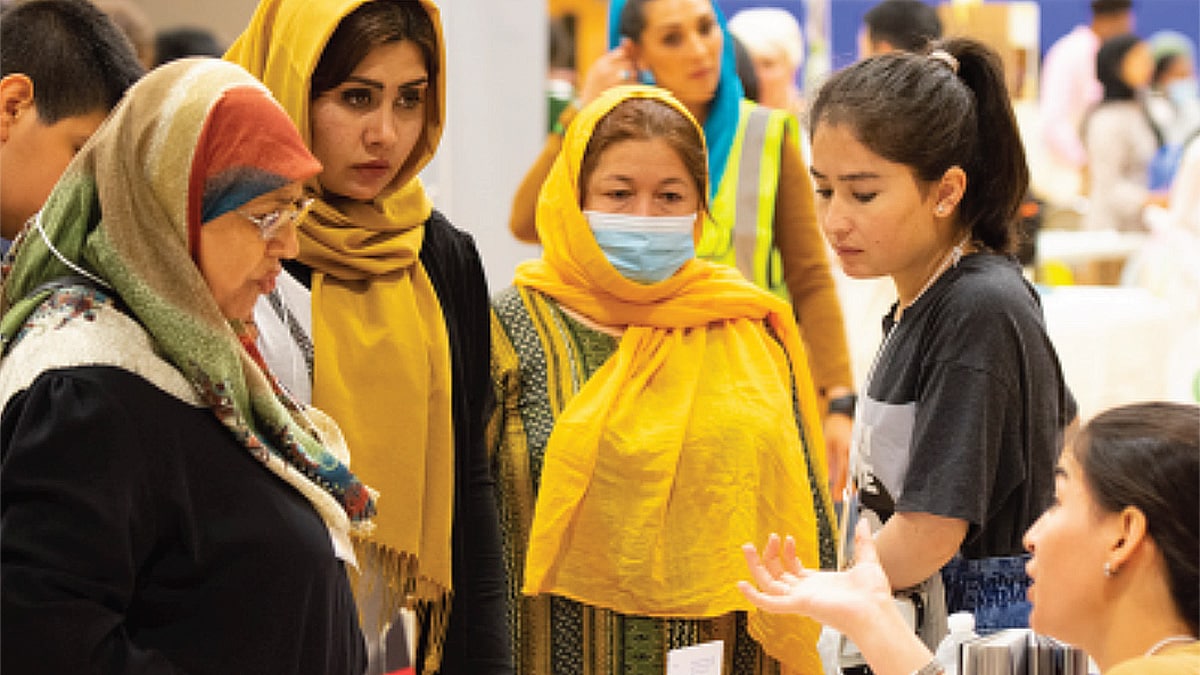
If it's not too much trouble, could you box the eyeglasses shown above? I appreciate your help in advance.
[236,197,315,240]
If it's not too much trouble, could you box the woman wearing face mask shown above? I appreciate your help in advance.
[1147,31,1200,149]
[508,0,856,502]
[226,1,510,673]
[0,58,374,674]
[1083,33,1170,231]
[490,84,837,674]
[1145,31,1200,192]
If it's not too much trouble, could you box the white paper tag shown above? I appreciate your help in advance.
[666,640,723,675]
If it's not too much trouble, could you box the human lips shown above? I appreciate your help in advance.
[352,160,392,180]
[257,269,280,294]
[832,243,864,258]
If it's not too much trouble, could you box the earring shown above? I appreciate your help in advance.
[1104,561,1117,577]
[935,204,948,216]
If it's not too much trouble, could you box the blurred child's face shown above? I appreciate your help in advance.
[0,90,106,238]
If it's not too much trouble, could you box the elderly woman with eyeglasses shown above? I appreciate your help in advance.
[0,58,377,674]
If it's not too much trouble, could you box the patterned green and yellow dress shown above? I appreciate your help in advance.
[489,286,837,675]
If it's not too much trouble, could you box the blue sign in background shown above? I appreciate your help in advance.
[717,0,1200,78]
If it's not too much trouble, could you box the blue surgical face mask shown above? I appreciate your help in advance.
[1166,78,1199,107]
[584,210,696,284]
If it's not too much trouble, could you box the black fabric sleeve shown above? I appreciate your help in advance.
[421,212,514,674]
[1,372,186,674]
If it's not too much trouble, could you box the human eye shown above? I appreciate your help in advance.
[852,191,878,204]
[340,87,377,109]
[396,86,425,110]
[698,17,717,36]
[814,186,833,200]
[659,190,686,204]
[662,30,683,47]
[257,210,285,231]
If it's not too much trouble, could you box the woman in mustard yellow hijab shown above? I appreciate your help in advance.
[226,1,509,673]
[490,84,837,675]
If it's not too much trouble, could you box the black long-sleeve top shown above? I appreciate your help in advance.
[1,365,367,674]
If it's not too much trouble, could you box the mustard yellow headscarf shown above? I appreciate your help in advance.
[517,85,834,672]
[226,0,453,632]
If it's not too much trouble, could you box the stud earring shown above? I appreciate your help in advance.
[1104,561,1117,577]
[936,204,948,216]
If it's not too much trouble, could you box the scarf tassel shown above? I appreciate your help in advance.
[350,539,453,673]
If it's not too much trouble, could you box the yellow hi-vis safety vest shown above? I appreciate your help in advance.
[697,100,796,300]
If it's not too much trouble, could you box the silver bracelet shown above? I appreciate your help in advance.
[911,659,944,675]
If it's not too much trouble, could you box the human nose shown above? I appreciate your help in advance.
[631,193,655,217]
[820,198,850,241]
[1021,515,1042,553]
[365,107,399,147]
[267,218,301,259]
[685,31,709,59]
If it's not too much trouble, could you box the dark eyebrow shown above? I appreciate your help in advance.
[343,75,430,90]
[596,174,635,184]
[343,76,384,91]
[810,167,882,182]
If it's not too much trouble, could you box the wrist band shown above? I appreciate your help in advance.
[828,393,857,417]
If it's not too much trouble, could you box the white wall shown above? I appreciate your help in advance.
[430,0,545,291]
[133,0,546,291]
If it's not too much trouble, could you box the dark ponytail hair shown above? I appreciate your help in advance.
[1074,402,1199,635]
[808,37,1028,254]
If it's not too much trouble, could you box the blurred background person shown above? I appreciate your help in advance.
[546,13,576,134]
[154,25,223,66]
[1083,33,1166,231]
[858,0,943,59]
[1147,30,1200,146]
[1145,30,1200,191]
[1038,0,1135,204]
[729,7,806,119]
[731,32,760,103]
[91,0,156,69]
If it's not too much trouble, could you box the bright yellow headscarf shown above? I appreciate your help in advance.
[226,0,454,637]
[517,85,834,672]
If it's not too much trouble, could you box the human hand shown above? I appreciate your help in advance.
[738,520,894,637]
[823,412,852,498]
[577,38,640,107]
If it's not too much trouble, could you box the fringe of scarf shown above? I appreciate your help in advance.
[350,539,452,673]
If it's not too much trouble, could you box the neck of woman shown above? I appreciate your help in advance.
[685,100,709,127]
[894,236,972,322]
[1089,560,1197,672]
[558,302,626,337]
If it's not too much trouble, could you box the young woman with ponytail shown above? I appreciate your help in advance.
[791,37,1077,649]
